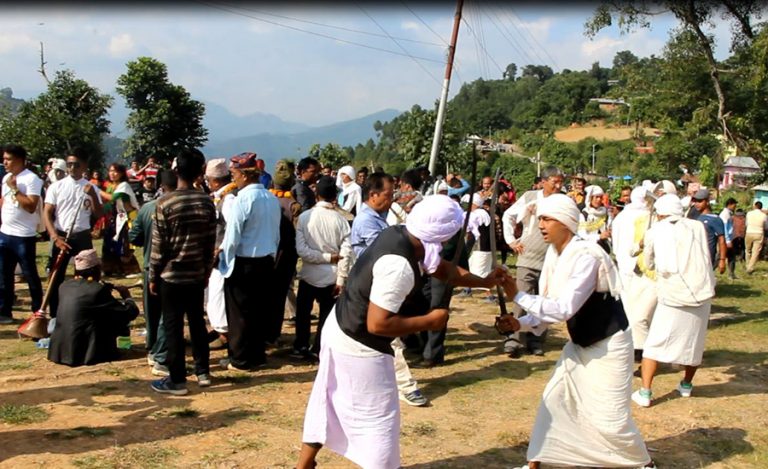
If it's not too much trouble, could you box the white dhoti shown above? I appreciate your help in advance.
[622,273,657,350]
[468,250,493,279]
[643,300,711,366]
[303,322,400,469]
[527,329,650,467]
[206,268,228,333]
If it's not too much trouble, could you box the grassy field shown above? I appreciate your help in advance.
[0,240,766,468]
[554,125,661,143]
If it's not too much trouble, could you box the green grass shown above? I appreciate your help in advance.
[71,444,178,469]
[0,404,49,424]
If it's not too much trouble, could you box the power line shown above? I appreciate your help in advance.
[460,14,504,77]
[400,1,449,45]
[214,1,446,47]
[194,0,446,64]
[477,2,536,69]
[357,5,441,85]
[507,5,560,71]
[486,2,551,69]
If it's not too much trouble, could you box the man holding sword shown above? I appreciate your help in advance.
[43,147,103,318]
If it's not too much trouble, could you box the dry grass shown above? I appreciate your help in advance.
[554,125,661,142]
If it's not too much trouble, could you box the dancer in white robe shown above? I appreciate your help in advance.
[497,194,653,469]
[632,194,715,408]
[297,195,506,469]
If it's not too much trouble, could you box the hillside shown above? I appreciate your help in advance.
[554,123,662,142]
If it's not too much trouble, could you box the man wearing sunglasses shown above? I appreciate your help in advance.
[43,148,103,318]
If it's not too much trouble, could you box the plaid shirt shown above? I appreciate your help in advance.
[149,189,216,285]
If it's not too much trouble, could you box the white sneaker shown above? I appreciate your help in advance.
[151,364,170,377]
[632,389,652,407]
[677,381,693,397]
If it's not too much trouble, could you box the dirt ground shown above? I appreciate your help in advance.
[554,125,661,143]
[1,257,767,468]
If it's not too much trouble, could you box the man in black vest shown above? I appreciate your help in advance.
[497,194,652,469]
[297,195,508,469]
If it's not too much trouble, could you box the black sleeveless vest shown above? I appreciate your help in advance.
[566,291,629,347]
[477,208,492,252]
[336,225,424,355]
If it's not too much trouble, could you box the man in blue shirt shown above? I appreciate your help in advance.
[691,188,727,274]
[350,173,394,258]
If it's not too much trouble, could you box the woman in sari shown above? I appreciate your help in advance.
[98,163,141,276]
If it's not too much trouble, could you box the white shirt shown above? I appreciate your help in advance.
[466,207,491,240]
[386,202,407,226]
[325,254,415,357]
[610,206,649,278]
[44,176,102,232]
[341,182,362,214]
[502,189,543,245]
[1,169,43,237]
[514,252,599,334]
[746,208,768,235]
[296,201,353,288]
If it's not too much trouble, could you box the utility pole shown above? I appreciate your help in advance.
[427,0,464,176]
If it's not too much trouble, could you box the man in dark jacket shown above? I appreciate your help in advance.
[48,249,138,366]
[291,156,320,213]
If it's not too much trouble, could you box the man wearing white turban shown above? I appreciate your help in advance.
[498,194,653,469]
[336,165,362,216]
[631,194,716,408]
[298,195,506,469]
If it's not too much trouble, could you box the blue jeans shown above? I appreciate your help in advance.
[0,232,43,318]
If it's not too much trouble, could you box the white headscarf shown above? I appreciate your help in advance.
[654,193,684,217]
[405,195,464,274]
[627,186,649,210]
[654,179,677,195]
[536,193,580,234]
[337,165,355,186]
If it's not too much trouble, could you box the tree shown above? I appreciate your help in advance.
[521,64,554,83]
[116,57,207,165]
[613,50,639,69]
[0,70,112,168]
[503,63,517,81]
[308,142,348,170]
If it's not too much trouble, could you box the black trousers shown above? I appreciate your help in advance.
[507,266,547,350]
[49,230,93,318]
[0,233,43,318]
[161,281,209,384]
[265,251,297,343]
[293,280,336,354]
[224,256,274,368]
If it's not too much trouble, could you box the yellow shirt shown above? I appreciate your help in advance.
[633,214,656,281]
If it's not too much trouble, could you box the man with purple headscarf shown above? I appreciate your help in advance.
[296,195,508,469]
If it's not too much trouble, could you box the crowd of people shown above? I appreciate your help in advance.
[1,141,768,468]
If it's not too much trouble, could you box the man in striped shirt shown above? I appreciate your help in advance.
[149,149,217,396]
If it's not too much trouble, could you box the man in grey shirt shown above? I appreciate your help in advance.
[501,166,564,356]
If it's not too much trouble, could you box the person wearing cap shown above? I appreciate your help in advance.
[691,188,727,273]
[149,149,216,396]
[292,175,352,361]
[129,170,177,376]
[0,145,44,325]
[203,158,237,347]
[265,159,301,346]
[297,194,507,469]
[217,151,281,372]
[47,249,139,366]
[632,194,715,408]
[497,194,653,469]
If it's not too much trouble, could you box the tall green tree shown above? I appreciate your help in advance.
[116,57,207,165]
[0,70,112,168]
[308,142,348,170]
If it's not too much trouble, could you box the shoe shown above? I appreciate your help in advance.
[197,373,211,387]
[455,288,472,298]
[151,364,170,376]
[677,380,693,397]
[150,377,188,396]
[219,358,252,372]
[483,295,498,304]
[125,273,141,279]
[400,389,429,407]
[633,366,642,378]
[147,354,156,366]
[632,389,652,407]
[0,315,14,325]
[413,358,444,369]
[528,347,544,357]
[287,316,297,324]
[289,348,319,363]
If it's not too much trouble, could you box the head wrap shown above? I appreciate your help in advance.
[230,152,259,170]
[584,185,605,199]
[654,194,684,217]
[471,193,484,207]
[273,159,295,189]
[654,179,677,195]
[205,158,229,178]
[51,158,67,172]
[405,195,464,274]
[436,181,449,193]
[536,193,580,234]
[627,186,650,210]
[338,165,355,183]
[74,249,101,271]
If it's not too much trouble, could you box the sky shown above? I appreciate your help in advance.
[0,2,739,129]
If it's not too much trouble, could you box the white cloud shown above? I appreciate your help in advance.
[108,33,134,56]
[0,32,37,54]
[581,36,624,58]
[401,20,419,31]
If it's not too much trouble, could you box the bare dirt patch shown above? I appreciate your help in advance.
[1,263,767,468]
